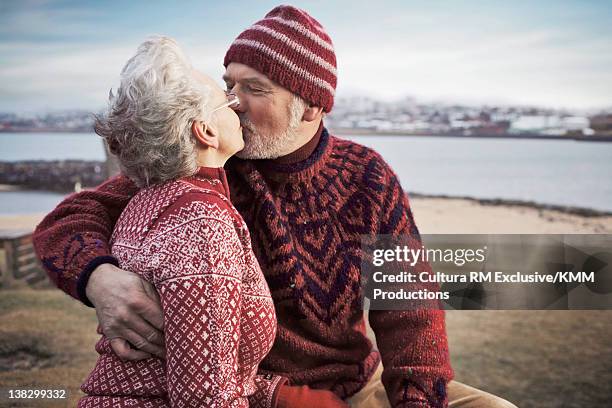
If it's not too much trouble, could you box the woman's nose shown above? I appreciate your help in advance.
[231,96,245,112]
[227,93,241,110]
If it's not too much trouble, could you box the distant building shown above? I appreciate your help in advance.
[510,115,589,136]
[589,114,612,136]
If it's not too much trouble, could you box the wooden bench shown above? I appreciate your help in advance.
[0,229,49,288]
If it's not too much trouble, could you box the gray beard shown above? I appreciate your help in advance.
[235,115,300,160]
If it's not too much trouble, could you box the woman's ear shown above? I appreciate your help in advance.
[191,120,219,149]
[302,105,324,122]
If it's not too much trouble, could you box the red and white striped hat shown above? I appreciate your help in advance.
[224,5,337,112]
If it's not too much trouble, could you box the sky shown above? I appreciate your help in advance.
[1,0,611,113]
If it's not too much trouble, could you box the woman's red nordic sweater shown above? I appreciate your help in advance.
[77,167,285,408]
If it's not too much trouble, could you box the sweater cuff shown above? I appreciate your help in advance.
[276,384,291,408]
[76,255,120,307]
[271,377,289,408]
[398,402,431,408]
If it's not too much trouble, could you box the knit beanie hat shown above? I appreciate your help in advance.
[224,5,337,112]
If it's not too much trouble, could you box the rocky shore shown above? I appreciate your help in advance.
[0,160,109,193]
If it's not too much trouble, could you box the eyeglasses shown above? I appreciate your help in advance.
[210,92,240,113]
[201,92,240,135]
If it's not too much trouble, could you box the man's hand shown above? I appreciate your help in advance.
[86,263,166,361]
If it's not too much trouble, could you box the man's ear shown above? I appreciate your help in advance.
[191,120,219,149]
[302,105,324,122]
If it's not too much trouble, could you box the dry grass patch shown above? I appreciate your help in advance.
[0,289,99,407]
[2,290,611,407]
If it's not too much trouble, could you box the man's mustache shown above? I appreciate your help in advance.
[238,113,253,131]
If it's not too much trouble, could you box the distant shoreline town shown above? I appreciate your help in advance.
[2,97,612,141]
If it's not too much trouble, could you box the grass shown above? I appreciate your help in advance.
[0,289,99,407]
[1,289,611,407]
[444,310,612,407]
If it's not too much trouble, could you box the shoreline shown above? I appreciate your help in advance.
[331,127,612,142]
[407,191,612,217]
[0,128,92,133]
[1,184,611,218]
[0,184,26,192]
[1,195,612,235]
[3,128,612,142]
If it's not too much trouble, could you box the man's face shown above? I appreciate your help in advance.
[223,62,303,159]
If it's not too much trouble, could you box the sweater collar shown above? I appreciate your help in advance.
[225,121,334,184]
[185,166,231,200]
[271,121,323,165]
[253,121,331,177]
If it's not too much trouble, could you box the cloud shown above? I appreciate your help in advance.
[334,26,612,109]
[0,1,107,43]
[1,1,611,111]
[0,38,232,112]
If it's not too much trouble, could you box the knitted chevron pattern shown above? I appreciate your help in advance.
[224,128,452,406]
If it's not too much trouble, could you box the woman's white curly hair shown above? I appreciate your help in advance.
[95,36,211,187]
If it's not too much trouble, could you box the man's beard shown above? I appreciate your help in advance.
[235,96,306,160]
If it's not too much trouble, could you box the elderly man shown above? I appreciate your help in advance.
[33,5,516,408]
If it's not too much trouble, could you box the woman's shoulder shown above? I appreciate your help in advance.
[137,183,248,285]
[151,180,242,232]
[115,179,234,238]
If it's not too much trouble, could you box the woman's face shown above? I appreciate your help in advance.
[193,70,244,157]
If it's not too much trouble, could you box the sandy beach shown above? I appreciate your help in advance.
[1,198,611,407]
[2,196,612,233]
[411,196,612,234]
[0,212,46,230]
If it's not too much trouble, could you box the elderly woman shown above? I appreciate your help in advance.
[78,36,286,407]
